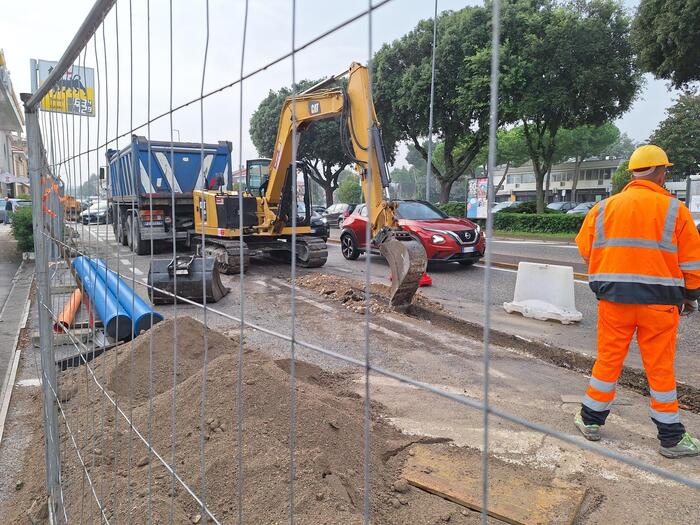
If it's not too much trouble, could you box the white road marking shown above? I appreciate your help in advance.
[368,322,413,343]
[298,297,334,312]
[331,267,353,274]
[131,267,144,276]
[253,280,281,291]
[474,263,588,285]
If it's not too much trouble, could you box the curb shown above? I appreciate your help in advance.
[0,261,33,445]
[325,239,589,280]
[404,302,700,414]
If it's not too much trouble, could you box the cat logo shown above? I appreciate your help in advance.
[308,101,321,115]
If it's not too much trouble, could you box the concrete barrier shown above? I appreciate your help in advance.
[503,262,582,324]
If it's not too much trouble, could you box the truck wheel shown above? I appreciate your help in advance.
[132,218,148,255]
[119,219,129,246]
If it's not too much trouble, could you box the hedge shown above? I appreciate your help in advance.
[10,206,34,252]
[494,212,584,234]
[436,202,466,217]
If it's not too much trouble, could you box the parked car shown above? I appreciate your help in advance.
[340,200,485,266]
[566,202,596,215]
[546,201,579,213]
[298,203,329,242]
[312,205,327,214]
[0,199,31,223]
[80,201,110,224]
[323,202,358,229]
[492,200,523,213]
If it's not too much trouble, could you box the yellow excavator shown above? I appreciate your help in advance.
[182,63,427,308]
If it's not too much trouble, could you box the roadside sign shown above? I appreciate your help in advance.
[33,59,95,117]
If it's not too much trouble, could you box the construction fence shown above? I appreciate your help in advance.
[22,0,700,524]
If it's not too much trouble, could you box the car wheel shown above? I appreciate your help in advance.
[458,260,476,267]
[340,233,360,260]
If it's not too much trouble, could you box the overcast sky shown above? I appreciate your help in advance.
[1,0,681,177]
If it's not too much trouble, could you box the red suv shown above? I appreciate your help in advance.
[340,200,485,266]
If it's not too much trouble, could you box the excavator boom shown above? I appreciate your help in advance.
[267,63,427,308]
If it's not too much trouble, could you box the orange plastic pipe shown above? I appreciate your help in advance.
[54,289,82,333]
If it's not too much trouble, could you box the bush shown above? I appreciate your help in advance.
[494,212,584,234]
[336,178,362,204]
[14,193,32,201]
[10,206,34,252]
[507,201,556,214]
[436,201,466,217]
[611,161,630,195]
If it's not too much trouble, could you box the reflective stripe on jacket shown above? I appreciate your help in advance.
[576,179,700,304]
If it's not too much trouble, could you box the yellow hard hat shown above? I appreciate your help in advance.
[628,144,673,171]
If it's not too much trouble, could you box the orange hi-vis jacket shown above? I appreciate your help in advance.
[576,179,700,305]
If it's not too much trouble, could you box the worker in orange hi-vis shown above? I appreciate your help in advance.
[575,145,700,458]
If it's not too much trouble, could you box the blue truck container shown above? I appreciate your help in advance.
[106,135,232,254]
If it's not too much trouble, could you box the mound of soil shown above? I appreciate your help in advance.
[6,317,479,524]
[294,274,446,315]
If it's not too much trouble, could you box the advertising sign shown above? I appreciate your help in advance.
[35,59,95,116]
[467,177,488,219]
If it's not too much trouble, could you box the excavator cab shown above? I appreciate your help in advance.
[245,158,271,197]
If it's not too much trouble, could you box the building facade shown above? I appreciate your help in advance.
[0,49,27,198]
[492,158,622,203]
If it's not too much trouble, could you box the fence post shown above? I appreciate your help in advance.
[24,103,63,521]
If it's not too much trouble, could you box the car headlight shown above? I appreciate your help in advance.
[475,224,481,235]
[321,217,327,224]
[431,234,446,245]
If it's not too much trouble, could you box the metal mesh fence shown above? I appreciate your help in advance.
[21,0,700,523]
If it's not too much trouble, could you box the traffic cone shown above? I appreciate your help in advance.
[388,271,432,287]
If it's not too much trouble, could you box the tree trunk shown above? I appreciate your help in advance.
[439,180,453,204]
[571,156,582,202]
[494,162,510,195]
[545,169,551,203]
[324,185,334,207]
[535,170,546,214]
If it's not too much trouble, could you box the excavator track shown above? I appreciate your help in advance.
[295,236,328,268]
[197,239,250,274]
[379,232,427,310]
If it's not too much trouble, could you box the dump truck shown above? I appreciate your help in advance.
[106,135,233,255]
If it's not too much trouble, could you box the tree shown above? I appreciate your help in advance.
[373,5,513,203]
[509,0,641,212]
[555,123,620,201]
[601,132,636,159]
[336,177,362,204]
[487,126,531,194]
[249,79,350,206]
[650,91,700,179]
[632,0,700,88]
[611,161,631,194]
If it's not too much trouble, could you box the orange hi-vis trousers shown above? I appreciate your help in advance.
[582,300,685,444]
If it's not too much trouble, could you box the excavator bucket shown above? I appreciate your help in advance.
[148,256,229,305]
[379,232,428,310]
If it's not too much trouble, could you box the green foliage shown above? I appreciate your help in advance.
[373,5,502,202]
[508,201,556,214]
[650,92,700,179]
[509,0,641,212]
[9,207,34,252]
[611,161,631,194]
[494,212,585,234]
[554,123,621,164]
[249,78,349,206]
[601,132,637,159]
[632,0,700,88]
[436,202,465,217]
[336,177,362,204]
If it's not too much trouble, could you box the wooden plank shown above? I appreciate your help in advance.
[403,445,586,525]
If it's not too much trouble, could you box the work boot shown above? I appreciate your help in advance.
[574,411,601,441]
[659,432,700,459]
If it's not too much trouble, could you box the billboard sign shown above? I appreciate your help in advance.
[35,59,95,116]
[467,177,488,219]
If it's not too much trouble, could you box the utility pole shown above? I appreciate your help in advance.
[425,0,438,203]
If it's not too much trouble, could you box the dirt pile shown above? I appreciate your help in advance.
[295,273,447,315]
[6,316,480,524]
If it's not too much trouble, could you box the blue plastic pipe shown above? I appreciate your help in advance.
[71,256,133,341]
[89,259,164,337]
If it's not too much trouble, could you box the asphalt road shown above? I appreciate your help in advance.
[72,223,700,386]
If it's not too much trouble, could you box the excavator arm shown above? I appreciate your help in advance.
[264,62,427,308]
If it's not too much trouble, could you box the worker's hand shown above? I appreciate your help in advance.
[680,299,698,316]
